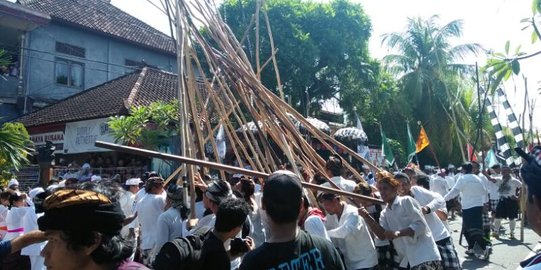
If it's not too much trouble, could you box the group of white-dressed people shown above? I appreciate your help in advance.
[0,145,535,270]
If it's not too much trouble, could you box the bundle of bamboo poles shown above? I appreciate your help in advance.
[138,0,384,215]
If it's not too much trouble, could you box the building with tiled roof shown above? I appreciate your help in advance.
[17,67,178,128]
[0,0,177,125]
[20,0,175,54]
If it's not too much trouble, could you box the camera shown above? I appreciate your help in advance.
[230,238,249,253]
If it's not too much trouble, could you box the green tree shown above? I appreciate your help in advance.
[382,15,484,164]
[220,0,376,115]
[0,122,34,185]
[484,0,541,91]
[108,100,179,150]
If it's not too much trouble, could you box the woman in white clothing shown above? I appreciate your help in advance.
[21,188,48,270]
[3,192,31,269]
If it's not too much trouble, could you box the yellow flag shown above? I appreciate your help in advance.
[415,126,430,153]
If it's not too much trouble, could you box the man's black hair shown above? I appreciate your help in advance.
[0,192,10,201]
[312,172,327,185]
[462,162,473,174]
[263,171,302,224]
[214,198,250,233]
[394,172,410,183]
[325,155,343,177]
[415,174,430,190]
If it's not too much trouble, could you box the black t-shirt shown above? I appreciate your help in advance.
[200,232,230,270]
[239,230,344,270]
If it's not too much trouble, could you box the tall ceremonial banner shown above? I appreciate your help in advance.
[466,143,478,162]
[485,96,514,166]
[497,88,525,165]
[407,122,417,162]
[415,126,430,153]
[355,112,370,159]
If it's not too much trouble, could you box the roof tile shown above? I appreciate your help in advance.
[21,0,175,54]
[17,68,180,127]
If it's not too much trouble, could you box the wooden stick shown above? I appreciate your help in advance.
[95,141,384,205]
[262,2,284,100]
[254,0,261,80]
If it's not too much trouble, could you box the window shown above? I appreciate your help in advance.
[55,42,85,58]
[55,58,84,88]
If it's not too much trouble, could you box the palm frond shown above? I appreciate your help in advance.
[448,43,485,60]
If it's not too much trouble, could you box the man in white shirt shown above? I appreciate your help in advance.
[472,161,493,240]
[430,170,451,198]
[119,178,141,240]
[395,173,460,270]
[320,193,378,270]
[135,176,166,266]
[444,163,490,260]
[359,171,442,270]
[487,165,522,239]
[321,155,356,192]
[154,184,188,256]
[484,164,502,230]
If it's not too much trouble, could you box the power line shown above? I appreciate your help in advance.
[0,41,173,72]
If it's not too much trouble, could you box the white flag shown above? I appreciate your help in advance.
[216,124,226,161]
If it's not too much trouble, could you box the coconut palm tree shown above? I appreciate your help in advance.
[382,15,484,164]
[0,124,33,171]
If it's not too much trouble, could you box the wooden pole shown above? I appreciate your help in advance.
[261,0,284,100]
[95,141,384,205]
[254,0,261,80]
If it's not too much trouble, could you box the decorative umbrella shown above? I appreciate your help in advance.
[298,117,331,135]
[236,121,264,133]
[333,127,368,144]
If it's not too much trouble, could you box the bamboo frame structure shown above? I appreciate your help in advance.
[152,0,384,210]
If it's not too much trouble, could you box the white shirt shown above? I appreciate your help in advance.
[304,215,330,241]
[326,204,378,269]
[485,173,501,200]
[444,173,488,210]
[119,191,137,237]
[5,207,29,241]
[0,205,8,239]
[21,211,46,256]
[136,193,165,250]
[154,207,187,254]
[495,176,522,198]
[194,201,206,220]
[445,176,456,190]
[321,176,356,193]
[379,196,440,268]
[409,186,450,241]
[477,174,491,203]
[430,175,450,198]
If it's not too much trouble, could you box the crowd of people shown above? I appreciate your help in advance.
[0,146,538,270]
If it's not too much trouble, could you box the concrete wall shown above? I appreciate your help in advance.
[25,23,176,101]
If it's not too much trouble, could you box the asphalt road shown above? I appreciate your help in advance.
[447,217,539,269]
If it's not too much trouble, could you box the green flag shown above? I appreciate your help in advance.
[380,126,395,166]
[407,122,416,162]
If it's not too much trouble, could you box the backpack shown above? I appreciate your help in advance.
[152,229,211,270]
